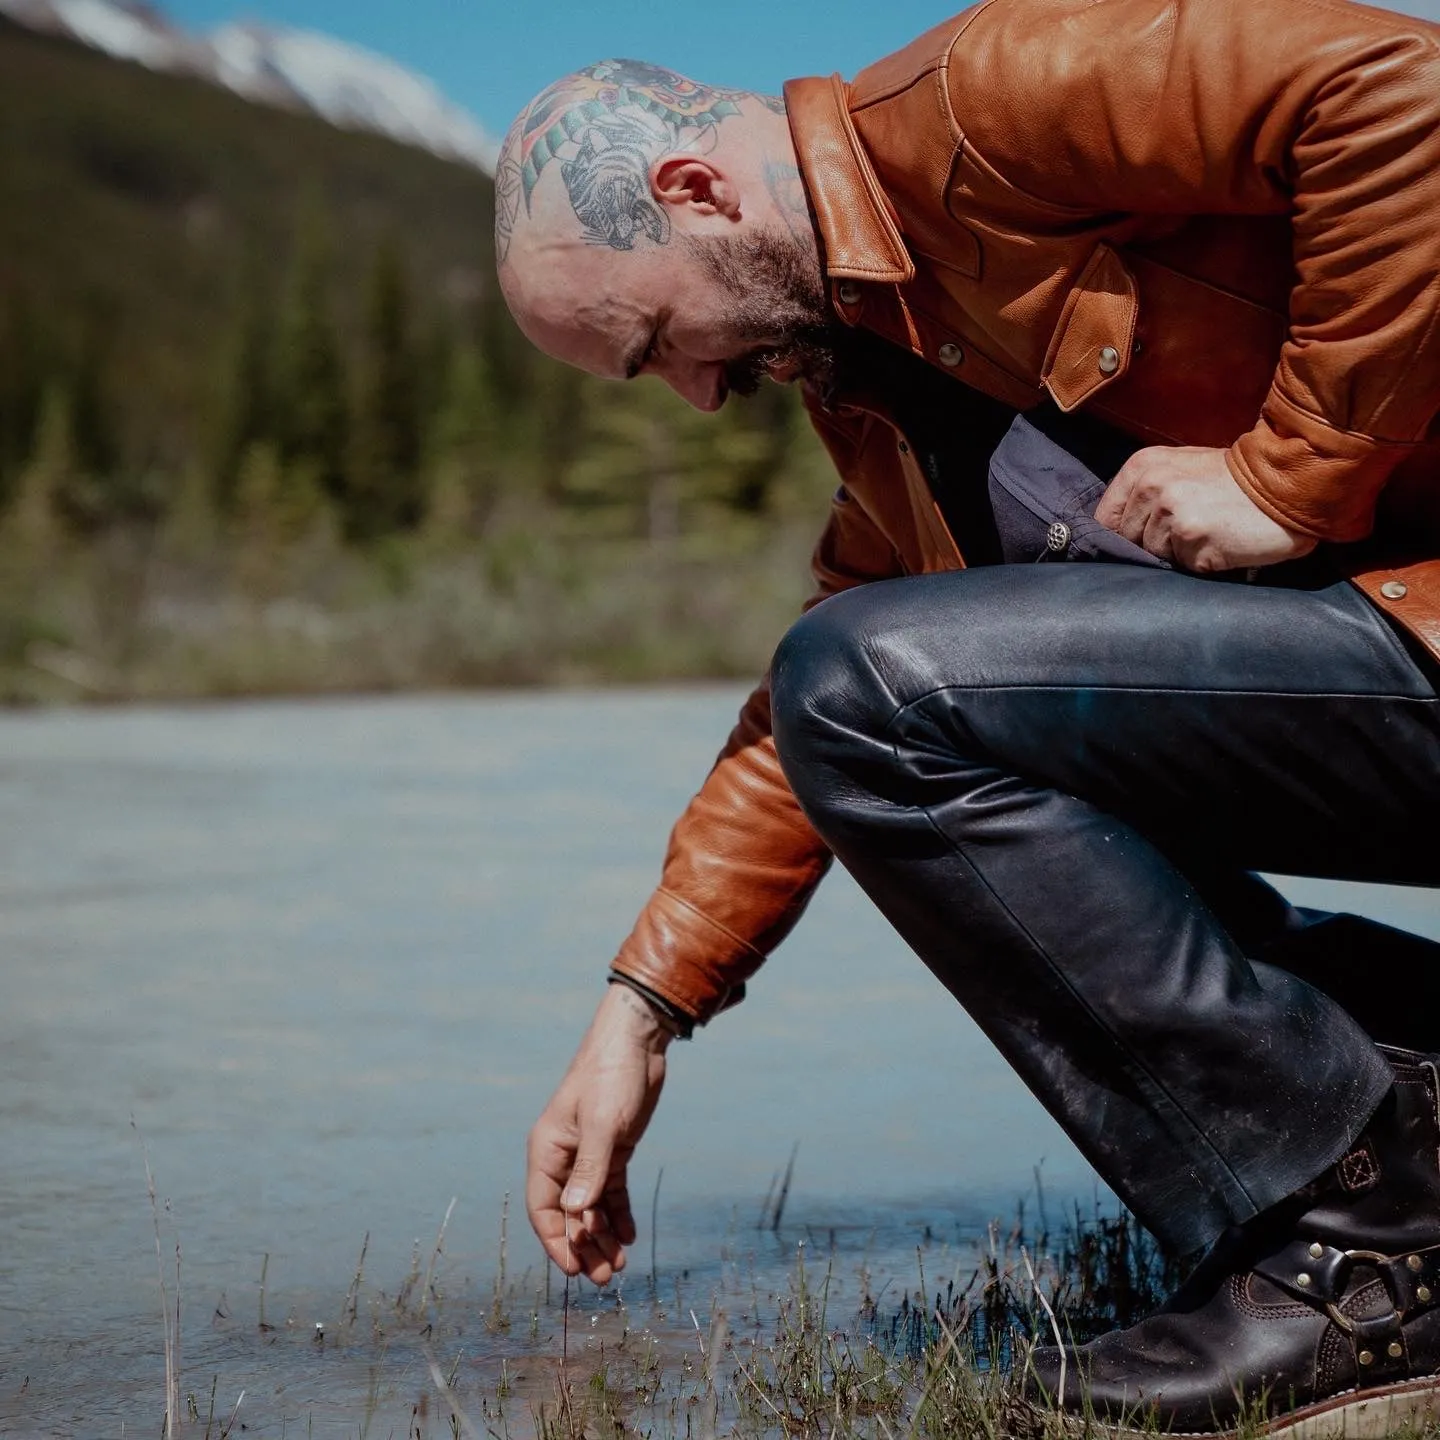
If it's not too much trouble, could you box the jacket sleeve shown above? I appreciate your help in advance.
[953,0,1440,541]
[610,404,905,1024]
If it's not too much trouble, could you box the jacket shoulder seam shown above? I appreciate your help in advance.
[850,0,999,120]
[1272,0,1440,47]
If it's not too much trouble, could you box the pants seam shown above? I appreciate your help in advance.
[885,682,1438,709]
[884,714,1265,1220]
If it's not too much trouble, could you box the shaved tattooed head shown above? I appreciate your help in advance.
[494,60,840,411]
[494,60,785,265]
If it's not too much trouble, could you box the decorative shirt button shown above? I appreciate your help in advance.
[836,281,862,306]
[937,342,963,367]
[1046,521,1072,555]
[1380,579,1409,600]
[1098,345,1120,375]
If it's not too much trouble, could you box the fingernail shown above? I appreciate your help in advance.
[562,1186,587,1210]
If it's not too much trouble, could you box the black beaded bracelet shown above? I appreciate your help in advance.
[607,973,696,1040]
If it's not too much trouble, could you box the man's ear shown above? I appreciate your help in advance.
[651,156,742,219]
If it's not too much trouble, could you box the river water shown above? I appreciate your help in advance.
[2,689,1437,1436]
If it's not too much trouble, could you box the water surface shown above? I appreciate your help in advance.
[2,690,1436,1435]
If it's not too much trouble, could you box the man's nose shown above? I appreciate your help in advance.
[660,357,726,413]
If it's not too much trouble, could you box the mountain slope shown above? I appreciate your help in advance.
[0,0,499,171]
[0,15,504,472]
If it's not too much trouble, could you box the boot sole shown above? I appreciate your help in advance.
[1057,1373,1440,1438]
[1266,1376,1440,1439]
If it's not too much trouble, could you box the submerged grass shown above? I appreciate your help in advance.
[113,1198,1224,1439]
[457,1205,1184,1440]
[118,1180,1440,1439]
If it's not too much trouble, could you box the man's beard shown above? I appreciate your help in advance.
[689,229,846,403]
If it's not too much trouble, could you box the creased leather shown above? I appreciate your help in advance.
[610,403,909,1021]
[614,0,1440,1023]
[783,75,913,283]
[833,0,1440,593]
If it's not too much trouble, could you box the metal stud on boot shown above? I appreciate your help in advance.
[1024,1048,1440,1436]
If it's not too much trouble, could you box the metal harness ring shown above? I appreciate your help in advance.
[1323,1250,1398,1335]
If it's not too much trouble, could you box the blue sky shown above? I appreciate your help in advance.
[151,1,1043,138]
[161,0,1440,141]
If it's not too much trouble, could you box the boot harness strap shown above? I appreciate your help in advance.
[1253,1239,1440,1381]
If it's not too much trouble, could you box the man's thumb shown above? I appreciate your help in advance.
[561,1142,613,1212]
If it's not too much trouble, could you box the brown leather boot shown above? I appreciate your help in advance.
[1025,1047,1440,1436]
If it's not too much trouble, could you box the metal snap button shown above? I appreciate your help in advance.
[1359,1350,1375,1366]
[1046,521,1072,555]
[1380,579,1409,600]
[836,281,862,306]
[937,342,963,367]
[1098,345,1120,375]
[1389,1342,1405,1359]
[1309,1243,1325,1259]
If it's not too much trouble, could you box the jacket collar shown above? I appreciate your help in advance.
[783,75,916,287]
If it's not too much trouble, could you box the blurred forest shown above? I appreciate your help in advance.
[0,18,836,701]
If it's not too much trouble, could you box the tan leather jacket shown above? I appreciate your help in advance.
[612,0,1440,1024]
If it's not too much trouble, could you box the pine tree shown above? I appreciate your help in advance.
[158,461,221,569]
[524,359,590,508]
[230,439,285,600]
[0,383,73,592]
[69,299,120,482]
[424,339,499,543]
[275,216,350,519]
[0,291,44,508]
[565,380,771,542]
[350,238,423,539]
[475,275,531,417]
[212,272,276,512]
[722,383,802,515]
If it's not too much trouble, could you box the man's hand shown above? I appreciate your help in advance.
[526,982,672,1285]
[1096,445,1317,573]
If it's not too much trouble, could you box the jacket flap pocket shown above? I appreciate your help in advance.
[1042,244,1138,413]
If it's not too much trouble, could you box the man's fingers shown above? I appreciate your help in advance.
[608,1185,638,1246]
[1095,463,1137,530]
[542,1206,627,1285]
[533,1211,583,1275]
[524,985,671,1288]
[562,1136,617,1214]
[579,1207,627,1274]
[530,1201,628,1282]
[570,1231,622,1285]
[1099,467,1151,543]
[1141,507,1176,564]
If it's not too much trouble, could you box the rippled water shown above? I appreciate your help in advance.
[2,690,1436,1435]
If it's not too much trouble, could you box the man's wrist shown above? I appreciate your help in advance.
[607,972,695,1040]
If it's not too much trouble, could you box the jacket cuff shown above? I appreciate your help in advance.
[610,886,760,1025]
[1226,387,1412,543]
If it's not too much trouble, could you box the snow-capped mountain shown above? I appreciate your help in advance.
[210,24,499,172]
[0,0,500,173]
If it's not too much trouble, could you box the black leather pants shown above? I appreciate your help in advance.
[769,565,1440,1256]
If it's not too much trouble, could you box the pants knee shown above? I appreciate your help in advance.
[771,587,900,816]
